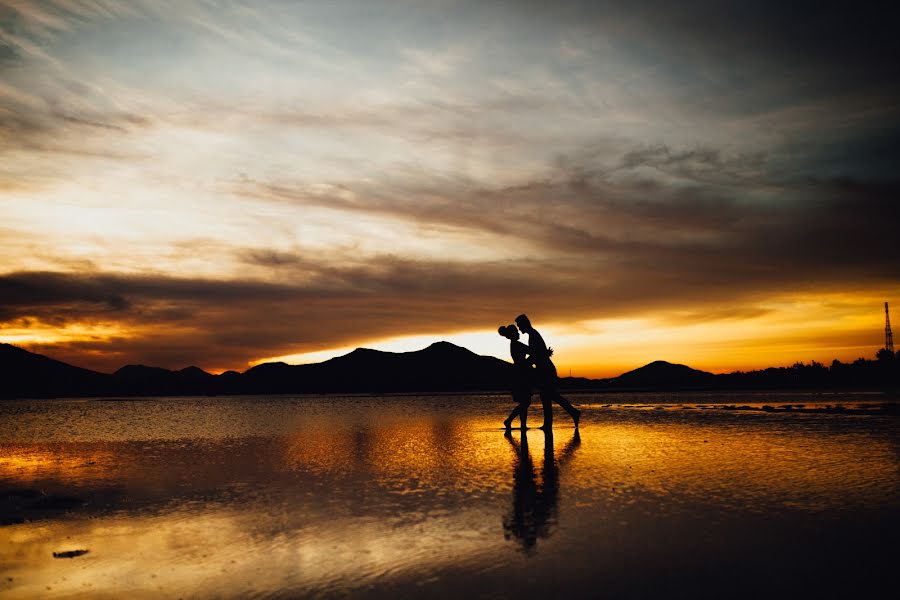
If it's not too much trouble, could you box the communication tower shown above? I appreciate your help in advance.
[886,302,894,353]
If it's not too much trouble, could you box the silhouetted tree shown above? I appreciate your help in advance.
[876,348,895,361]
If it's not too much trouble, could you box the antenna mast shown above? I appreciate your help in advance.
[887,302,894,353]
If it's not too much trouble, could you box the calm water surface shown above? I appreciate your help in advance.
[1,393,898,599]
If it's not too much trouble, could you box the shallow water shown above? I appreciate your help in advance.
[1,393,898,599]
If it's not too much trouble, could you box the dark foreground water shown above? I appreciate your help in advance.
[1,392,898,599]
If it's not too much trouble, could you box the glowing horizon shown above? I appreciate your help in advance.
[5,289,892,379]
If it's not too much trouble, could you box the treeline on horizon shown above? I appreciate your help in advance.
[665,349,899,391]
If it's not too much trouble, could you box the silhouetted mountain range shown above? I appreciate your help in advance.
[241,342,513,394]
[1,342,897,399]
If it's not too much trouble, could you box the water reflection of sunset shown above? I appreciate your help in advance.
[1,504,509,599]
[2,413,896,513]
[1,396,898,598]
[568,421,898,511]
[282,417,515,494]
[0,446,114,485]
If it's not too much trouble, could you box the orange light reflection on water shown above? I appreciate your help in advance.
[1,407,898,598]
[0,446,115,484]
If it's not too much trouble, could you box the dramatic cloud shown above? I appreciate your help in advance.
[1,1,898,373]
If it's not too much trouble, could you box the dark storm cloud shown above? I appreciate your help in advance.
[0,271,132,320]
[0,271,298,317]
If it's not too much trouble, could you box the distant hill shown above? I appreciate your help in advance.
[0,343,109,398]
[1,342,896,399]
[112,364,217,395]
[612,360,717,389]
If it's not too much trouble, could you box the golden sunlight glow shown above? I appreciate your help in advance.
[0,321,128,347]
[540,291,892,377]
[250,291,892,378]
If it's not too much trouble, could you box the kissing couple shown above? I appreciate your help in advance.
[498,314,581,431]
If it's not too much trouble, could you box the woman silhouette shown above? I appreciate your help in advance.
[499,324,533,430]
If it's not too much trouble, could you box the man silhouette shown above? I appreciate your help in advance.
[515,314,580,429]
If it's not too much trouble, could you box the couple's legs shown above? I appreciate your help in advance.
[504,393,531,430]
[540,389,580,429]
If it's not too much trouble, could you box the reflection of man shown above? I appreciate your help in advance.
[514,314,580,429]
[502,429,581,553]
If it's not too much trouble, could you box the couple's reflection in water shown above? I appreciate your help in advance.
[503,428,581,553]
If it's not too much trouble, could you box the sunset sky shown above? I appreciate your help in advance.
[1,0,898,377]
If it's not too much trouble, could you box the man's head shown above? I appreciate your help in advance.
[515,313,532,333]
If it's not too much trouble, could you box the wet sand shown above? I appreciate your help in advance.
[1,393,898,598]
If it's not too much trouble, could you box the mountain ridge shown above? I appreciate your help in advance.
[1,342,896,399]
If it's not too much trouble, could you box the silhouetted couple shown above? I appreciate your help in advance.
[498,314,580,430]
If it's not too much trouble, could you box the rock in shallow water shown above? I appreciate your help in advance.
[53,549,89,559]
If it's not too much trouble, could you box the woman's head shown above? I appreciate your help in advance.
[498,324,519,340]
